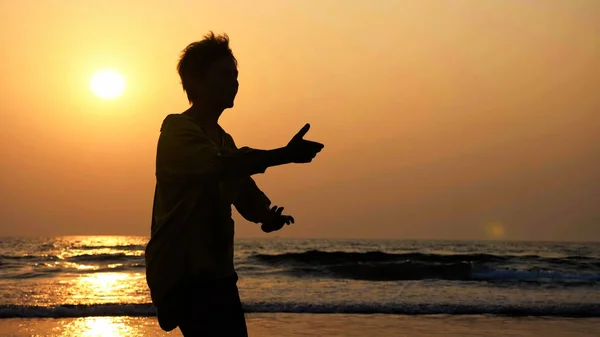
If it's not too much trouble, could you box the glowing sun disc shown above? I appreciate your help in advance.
[90,69,126,99]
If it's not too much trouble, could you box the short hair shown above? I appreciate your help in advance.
[177,32,237,103]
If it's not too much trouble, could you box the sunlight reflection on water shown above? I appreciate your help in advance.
[46,236,148,305]
[74,273,130,301]
[56,317,139,337]
[62,272,147,304]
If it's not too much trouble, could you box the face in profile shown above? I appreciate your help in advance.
[196,57,239,109]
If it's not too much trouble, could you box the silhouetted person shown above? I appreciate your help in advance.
[144,32,324,336]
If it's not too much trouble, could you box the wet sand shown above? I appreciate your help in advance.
[1,314,599,336]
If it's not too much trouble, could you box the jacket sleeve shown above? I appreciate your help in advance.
[221,132,272,223]
[232,177,272,223]
[155,115,268,181]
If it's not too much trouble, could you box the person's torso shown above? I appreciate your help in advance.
[147,115,241,285]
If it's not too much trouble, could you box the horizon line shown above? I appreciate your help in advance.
[0,235,598,244]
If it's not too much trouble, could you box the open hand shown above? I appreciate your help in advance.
[261,206,294,233]
[286,124,324,163]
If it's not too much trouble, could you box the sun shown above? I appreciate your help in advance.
[90,69,126,99]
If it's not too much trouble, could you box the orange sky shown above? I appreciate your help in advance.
[0,0,598,240]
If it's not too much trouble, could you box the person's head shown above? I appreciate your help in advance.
[177,32,238,109]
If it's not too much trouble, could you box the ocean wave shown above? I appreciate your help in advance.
[289,262,473,281]
[66,253,142,263]
[77,244,146,251]
[252,251,600,283]
[252,250,599,266]
[1,302,599,318]
[0,254,59,261]
[0,264,145,279]
[7,271,61,279]
[0,253,142,263]
[77,264,145,273]
[253,250,507,265]
[280,263,600,284]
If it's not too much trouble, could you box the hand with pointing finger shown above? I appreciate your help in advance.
[286,123,324,163]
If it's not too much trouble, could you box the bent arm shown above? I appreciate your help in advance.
[232,177,271,223]
[225,131,273,223]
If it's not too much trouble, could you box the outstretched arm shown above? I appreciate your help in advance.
[156,115,324,182]
[156,115,293,181]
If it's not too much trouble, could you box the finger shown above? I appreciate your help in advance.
[276,207,284,215]
[308,141,325,150]
[290,216,295,224]
[293,123,311,140]
[270,206,277,212]
[305,140,324,147]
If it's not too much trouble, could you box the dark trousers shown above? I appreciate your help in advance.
[177,272,248,337]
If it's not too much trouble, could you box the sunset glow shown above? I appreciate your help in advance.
[0,1,598,241]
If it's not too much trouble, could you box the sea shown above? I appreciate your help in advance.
[1,236,599,321]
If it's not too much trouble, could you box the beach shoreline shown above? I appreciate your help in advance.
[1,314,600,337]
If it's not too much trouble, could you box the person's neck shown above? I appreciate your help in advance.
[185,103,223,128]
